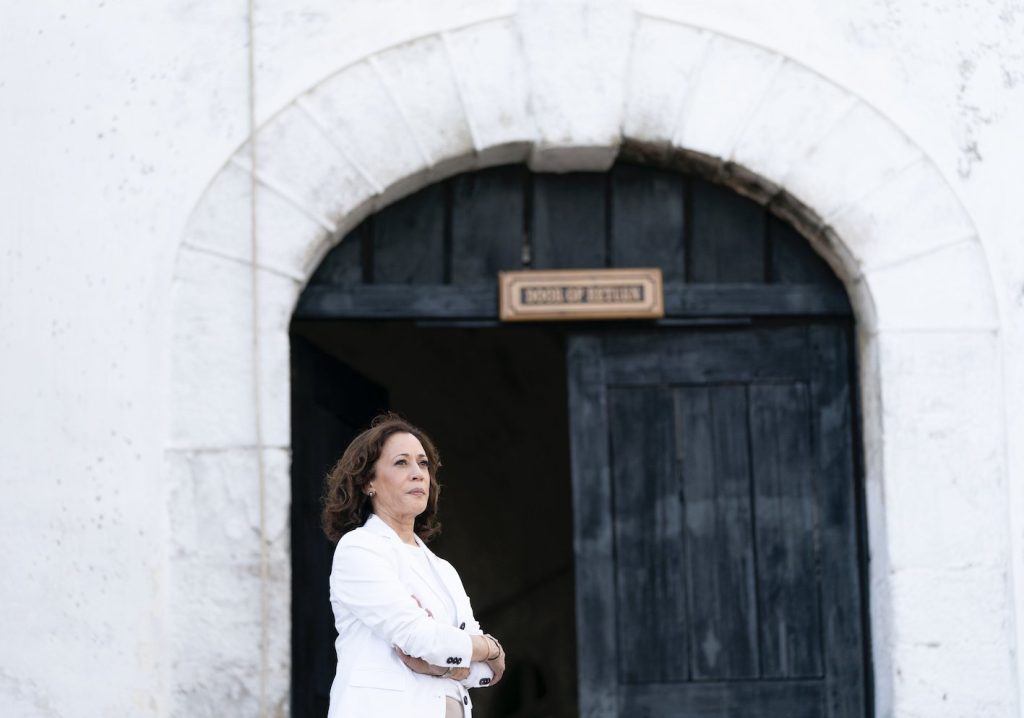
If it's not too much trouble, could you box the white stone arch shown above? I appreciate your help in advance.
[167,11,1014,717]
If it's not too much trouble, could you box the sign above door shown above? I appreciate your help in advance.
[499,268,664,322]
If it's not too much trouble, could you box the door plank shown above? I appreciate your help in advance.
[749,382,825,679]
[309,220,368,286]
[372,183,446,283]
[568,335,618,717]
[663,283,851,316]
[620,679,825,718]
[768,214,839,286]
[609,164,685,280]
[532,173,607,269]
[294,283,851,320]
[688,179,766,283]
[808,325,867,718]
[451,166,525,283]
[676,385,760,680]
[608,386,689,683]
[600,326,811,385]
[295,285,498,319]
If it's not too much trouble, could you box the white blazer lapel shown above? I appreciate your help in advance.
[404,538,440,590]
[363,515,465,627]
[417,539,469,629]
[362,514,420,590]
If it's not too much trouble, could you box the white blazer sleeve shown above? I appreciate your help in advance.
[331,534,473,668]
[458,606,495,689]
[435,558,496,689]
[462,659,495,689]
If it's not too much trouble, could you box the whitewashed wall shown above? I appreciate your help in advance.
[1,1,1022,717]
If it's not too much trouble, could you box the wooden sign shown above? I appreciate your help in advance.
[499,268,664,322]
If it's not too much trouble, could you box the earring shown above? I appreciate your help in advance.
[367,489,376,497]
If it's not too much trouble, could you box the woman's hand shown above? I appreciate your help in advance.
[396,648,470,681]
[484,634,506,686]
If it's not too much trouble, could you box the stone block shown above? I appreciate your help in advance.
[731,59,854,184]
[528,145,619,172]
[251,0,516,124]
[889,567,1010,654]
[252,272,299,450]
[844,273,879,330]
[167,553,263,717]
[519,0,631,170]
[444,18,536,165]
[876,331,1007,571]
[171,250,299,449]
[166,448,264,563]
[252,104,377,231]
[855,329,884,501]
[166,446,290,559]
[171,248,257,449]
[180,162,252,264]
[165,445,291,715]
[302,61,430,206]
[255,323,295,451]
[864,240,998,331]
[623,17,709,145]
[262,448,292,554]
[253,178,340,280]
[888,567,1015,716]
[827,159,977,272]
[372,36,477,178]
[674,35,784,161]
[181,154,348,282]
[264,553,292,717]
[782,102,922,221]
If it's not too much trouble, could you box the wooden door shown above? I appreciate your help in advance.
[568,324,867,718]
[290,336,388,718]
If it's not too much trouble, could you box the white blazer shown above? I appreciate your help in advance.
[327,514,494,718]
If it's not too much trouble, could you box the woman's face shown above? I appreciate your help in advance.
[367,432,431,521]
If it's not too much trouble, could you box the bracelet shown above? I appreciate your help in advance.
[437,666,454,678]
[484,634,501,661]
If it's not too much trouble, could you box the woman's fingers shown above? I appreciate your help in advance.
[395,647,438,675]
[486,645,506,686]
[395,647,469,679]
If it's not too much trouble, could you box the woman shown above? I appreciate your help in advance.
[322,413,506,718]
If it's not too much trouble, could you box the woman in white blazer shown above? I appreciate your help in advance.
[322,414,506,718]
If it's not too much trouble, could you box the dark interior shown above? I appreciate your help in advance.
[292,318,578,718]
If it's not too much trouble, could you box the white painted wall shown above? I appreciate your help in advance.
[1,1,1022,717]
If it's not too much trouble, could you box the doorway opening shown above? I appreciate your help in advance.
[288,161,869,718]
[290,319,578,718]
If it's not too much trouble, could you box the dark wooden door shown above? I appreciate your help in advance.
[290,336,387,718]
[568,324,867,718]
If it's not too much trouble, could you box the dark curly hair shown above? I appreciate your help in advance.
[321,413,443,544]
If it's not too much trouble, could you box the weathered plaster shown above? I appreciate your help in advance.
[3,1,1022,717]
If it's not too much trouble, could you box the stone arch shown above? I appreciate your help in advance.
[166,11,1011,717]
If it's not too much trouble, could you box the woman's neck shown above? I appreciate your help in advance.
[375,510,418,545]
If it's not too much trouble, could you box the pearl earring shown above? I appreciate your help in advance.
[367,489,376,497]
